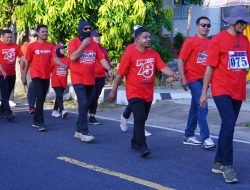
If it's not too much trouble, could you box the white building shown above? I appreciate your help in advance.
[163,0,221,37]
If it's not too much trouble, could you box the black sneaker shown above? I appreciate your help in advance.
[7,114,15,122]
[140,147,151,158]
[89,116,100,125]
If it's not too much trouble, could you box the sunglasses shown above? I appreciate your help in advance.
[236,20,248,26]
[83,27,92,31]
[199,23,211,29]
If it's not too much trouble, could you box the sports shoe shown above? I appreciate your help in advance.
[212,162,224,174]
[9,100,16,107]
[212,164,239,183]
[81,133,95,142]
[145,129,152,137]
[28,107,36,114]
[120,115,128,131]
[202,137,216,149]
[32,122,39,128]
[7,114,15,122]
[183,136,202,146]
[74,131,83,139]
[89,116,100,125]
[38,124,47,132]
[140,147,151,158]
[51,110,61,117]
[62,110,69,119]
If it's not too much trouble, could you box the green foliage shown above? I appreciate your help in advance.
[0,0,205,63]
[174,32,185,51]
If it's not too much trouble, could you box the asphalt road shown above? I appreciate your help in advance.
[0,107,250,190]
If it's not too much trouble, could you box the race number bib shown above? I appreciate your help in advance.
[228,51,249,69]
[56,67,67,76]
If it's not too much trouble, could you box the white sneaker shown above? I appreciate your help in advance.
[183,136,202,146]
[74,131,83,139]
[81,134,95,142]
[52,110,61,117]
[9,101,16,107]
[62,110,69,118]
[120,115,128,131]
[145,129,152,137]
[202,137,216,149]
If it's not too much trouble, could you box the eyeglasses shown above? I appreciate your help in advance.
[199,23,211,29]
[83,27,92,31]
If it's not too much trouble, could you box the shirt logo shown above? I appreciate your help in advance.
[2,48,16,62]
[197,51,207,64]
[136,58,154,78]
[79,51,96,64]
[56,67,67,76]
[35,50,51,55]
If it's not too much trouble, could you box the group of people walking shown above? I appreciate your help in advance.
[0,5,249,184]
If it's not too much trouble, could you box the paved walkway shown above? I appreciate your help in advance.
[96,98,250,143]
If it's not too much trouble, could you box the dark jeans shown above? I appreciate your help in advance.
[0,75,15,115]
[32,77,50,124]
[123,104,132,119]
[213,95,242,166]
[89,77,105,115]
[53,87,65,112]
[26,72,35,109]
[73,84,94,134]
[186,79,209,142]
[128,98,151,149]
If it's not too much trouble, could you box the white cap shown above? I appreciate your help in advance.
[133,25,142,33]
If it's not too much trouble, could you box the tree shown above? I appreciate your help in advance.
[0,0,203,62]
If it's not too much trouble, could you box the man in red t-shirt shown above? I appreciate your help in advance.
[23,24,54,131]
[177,16,215,149]
[109,27,180,158]
[68,21,113,143]
[200,6,250,183]
[120,25,152,137]
[0,29,27,121]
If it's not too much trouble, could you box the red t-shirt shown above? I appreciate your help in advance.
[179,36,210,83]
[117,48,166,102]
[26,41,54,79]
[51,56,70,88]
[95,44,110,78]
[0,42,23,76]
[68,37,105,85]
[125,43,136,52]
[207,30,250,100]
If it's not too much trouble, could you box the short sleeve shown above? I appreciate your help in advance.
[179,38,192,61]
[117,52,131,76]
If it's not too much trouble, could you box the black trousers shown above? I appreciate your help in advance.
[0,75,15,115]
[128,98,151,149]
[53,87,65,112]
[32,77,49,124]
[88,77,105,115]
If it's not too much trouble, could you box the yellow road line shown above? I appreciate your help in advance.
[57,156,175,190]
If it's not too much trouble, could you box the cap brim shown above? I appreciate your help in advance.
[223,17,250,25]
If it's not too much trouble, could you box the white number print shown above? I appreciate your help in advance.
[2,48,16,62]
[136,58,154,78]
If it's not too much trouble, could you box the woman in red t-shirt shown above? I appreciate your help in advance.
[51,44,70,118]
